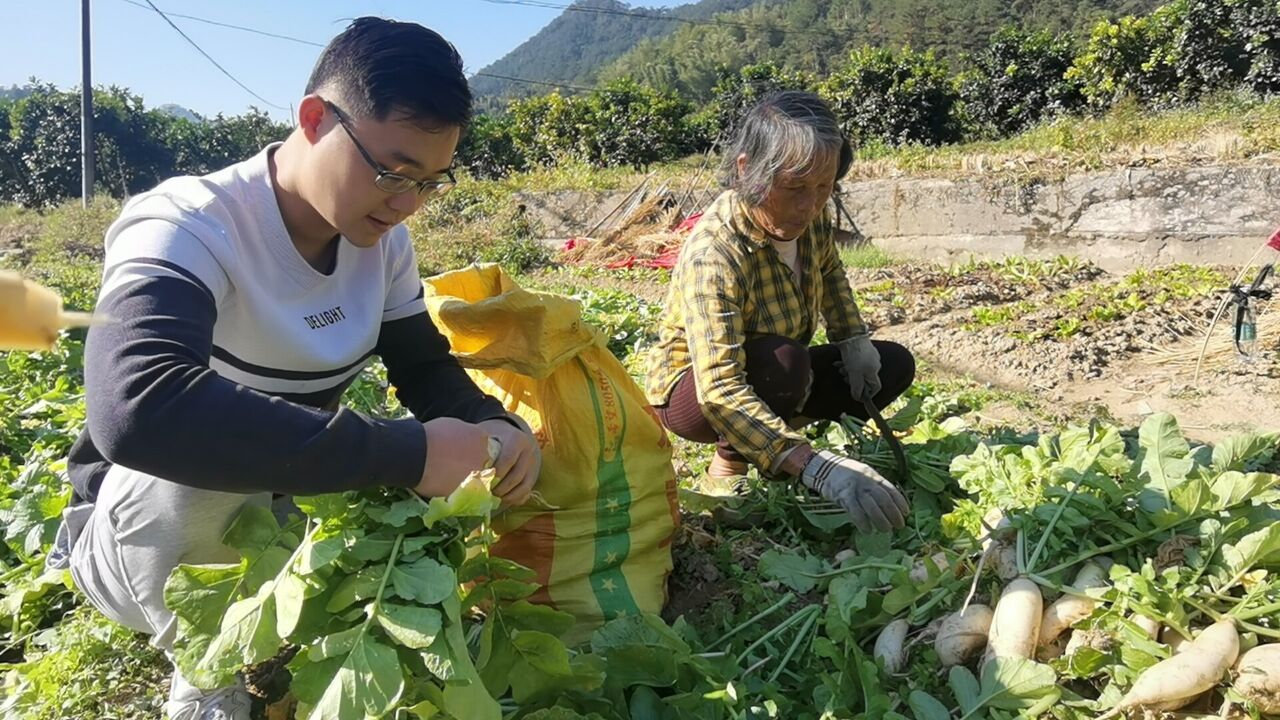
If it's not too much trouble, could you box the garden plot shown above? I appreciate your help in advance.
[848,257,1106,330]
[847,258,1280,440]
[852,260,1229,385]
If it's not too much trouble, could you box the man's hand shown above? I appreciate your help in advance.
[800,450,909,533]
[415,418,493,498]
[836,334,882,402]
[479,416,542,507]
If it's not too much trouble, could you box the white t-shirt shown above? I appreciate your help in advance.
[99,144,426,401]
[771,238,802,285]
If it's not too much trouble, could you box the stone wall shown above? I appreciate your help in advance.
[517,165,1280,270]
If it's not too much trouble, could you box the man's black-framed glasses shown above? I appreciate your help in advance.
[325,100,456,197]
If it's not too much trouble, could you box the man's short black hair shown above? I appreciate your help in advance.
[305,17,471,130]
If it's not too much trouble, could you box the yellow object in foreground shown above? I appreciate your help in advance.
[425,264,678,646]
[0,271,94,351]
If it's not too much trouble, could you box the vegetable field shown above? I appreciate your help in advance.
[1,221,1279,719]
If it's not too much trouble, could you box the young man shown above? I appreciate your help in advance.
[50,18,540,720]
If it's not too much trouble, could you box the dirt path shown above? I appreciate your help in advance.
[878,316,1280,441]
[848,259,1277,440]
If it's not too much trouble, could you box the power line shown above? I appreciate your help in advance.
[472,71,596,92]
[117,0,608,96]
[117,0,323,47]
[135,0,290,110]
[473,0,845,41]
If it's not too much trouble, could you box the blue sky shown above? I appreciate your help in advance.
[2,0,688,121]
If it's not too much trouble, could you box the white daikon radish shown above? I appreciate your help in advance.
[875,619,911,674]
[983,577,1043,665]
[935,604,994,667]
[1233,643,1280,714]
[1096,618,1239,719]
[1037,562,1109,652]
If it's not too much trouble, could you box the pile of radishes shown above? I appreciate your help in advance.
[874,555,1280,718]
[837,409,1280,718]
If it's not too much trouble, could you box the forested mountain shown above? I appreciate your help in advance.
[469,0,761,102]
[474,0,1163,104]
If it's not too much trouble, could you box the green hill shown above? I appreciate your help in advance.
[469,0,761,104]
[602,0,1167,100]
[474,0,1164,105]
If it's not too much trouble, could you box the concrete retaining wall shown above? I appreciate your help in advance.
[516,164,1280,270]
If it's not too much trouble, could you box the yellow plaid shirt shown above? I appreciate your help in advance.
[644,189,867,470]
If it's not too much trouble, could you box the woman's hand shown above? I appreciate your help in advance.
[836,334,882,401]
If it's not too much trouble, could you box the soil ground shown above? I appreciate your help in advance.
[537,255,1280,444]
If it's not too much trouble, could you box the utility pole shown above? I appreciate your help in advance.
[80,0,94,207]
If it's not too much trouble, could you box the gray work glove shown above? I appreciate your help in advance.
[836,334,882,402]
[800,450,909,533]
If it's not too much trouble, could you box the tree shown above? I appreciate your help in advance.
[958,27,1083,138]
[164,109,288,177]
[1172,0,1251,98]
[1067,4,1186,108]
[702,63,816,147]
[89,86,178,197]
[819,46,963,147]
[0,84,288,207]
[4,84,82,207]
[581,79,694,169]
[1228,0,1280,95]
[457,114,526,180]
[506,91,593,167]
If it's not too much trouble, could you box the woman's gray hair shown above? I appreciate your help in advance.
[718,91,846,206]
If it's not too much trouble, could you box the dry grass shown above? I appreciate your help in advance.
[849,93,1280,181]
[560,192,686,266]
[1146,311,1280,372]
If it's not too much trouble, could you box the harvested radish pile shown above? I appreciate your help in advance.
[668,396,1280,720]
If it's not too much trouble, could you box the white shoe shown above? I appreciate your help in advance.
[166,672,253,720]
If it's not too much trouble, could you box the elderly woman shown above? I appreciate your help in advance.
[645,91,916,533]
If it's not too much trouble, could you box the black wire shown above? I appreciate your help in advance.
[116,0,324,47]
[472,72,596,92]
[116,0,602,96]
[135,0,292,111]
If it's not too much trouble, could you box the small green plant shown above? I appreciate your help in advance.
[410,182,551,276]
[1056,287,1088,310]
[1054,316,1083,338]
[1086,303,1121,323]
[2,607,169,719]
[476,210,552,274]
[1120,264,1226,298]
[839,243,900,269]
[966,302,1031,329]
[574,288,662,360]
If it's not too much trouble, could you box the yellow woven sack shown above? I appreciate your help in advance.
[424,264,678,645]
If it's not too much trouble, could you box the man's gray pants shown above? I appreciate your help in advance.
[62,465,269,659]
